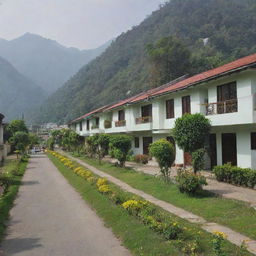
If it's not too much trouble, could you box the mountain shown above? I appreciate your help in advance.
[35,0,256,124]
[0,56,47,121]
[0,33,111,93]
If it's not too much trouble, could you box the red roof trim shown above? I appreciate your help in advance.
[70,53,256,124]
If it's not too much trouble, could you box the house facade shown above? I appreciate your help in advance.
[69,54,256,169]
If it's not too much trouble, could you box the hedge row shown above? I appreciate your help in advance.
[213,164,256,189]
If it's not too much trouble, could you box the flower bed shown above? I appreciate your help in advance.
[213,164,256,189]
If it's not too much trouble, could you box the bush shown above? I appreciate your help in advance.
[149,139,175,180]
[214,164,256,188]
[109,135,132,167]
[192,148,205,173]
[176,170,207,195]
[134,154,149,164]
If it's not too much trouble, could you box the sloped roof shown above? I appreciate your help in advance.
[70,53,256,124]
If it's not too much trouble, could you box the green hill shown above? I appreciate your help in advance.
[0,33,111,94]
[35,0,256,124]
[0,56,47,121]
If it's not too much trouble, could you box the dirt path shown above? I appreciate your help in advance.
[0,154,130,256]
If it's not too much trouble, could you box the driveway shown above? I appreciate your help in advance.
[0,154,130,256]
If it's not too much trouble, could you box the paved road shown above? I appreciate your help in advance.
[0,154,130,256]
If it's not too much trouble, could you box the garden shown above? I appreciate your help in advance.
[47,150,253,256]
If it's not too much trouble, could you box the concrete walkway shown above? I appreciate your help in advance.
[0,154,130,256]
[65,153,256,255]
[104,157,256,208]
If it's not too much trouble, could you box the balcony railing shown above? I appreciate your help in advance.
[91,125,99,130]
[205,99,238,115]
[104,120,112,129]
[115,120,126,127]
[135,116,152,124]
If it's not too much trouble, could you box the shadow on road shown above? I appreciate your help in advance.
[1,237,42,255]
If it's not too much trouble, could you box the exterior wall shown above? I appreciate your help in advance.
[212,125,256,169]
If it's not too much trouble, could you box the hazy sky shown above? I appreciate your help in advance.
[0,0,166,49]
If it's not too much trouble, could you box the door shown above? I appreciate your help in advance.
[222,133,237,166]
[210,134,217,168]
[184,152,192,166]
[143,137,153,155]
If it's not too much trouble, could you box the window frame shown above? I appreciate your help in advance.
[166,99,175,119]
[134,137,140,148]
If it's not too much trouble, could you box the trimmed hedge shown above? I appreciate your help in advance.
[213,164,256,189]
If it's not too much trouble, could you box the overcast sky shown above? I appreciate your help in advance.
[0,0,167,49]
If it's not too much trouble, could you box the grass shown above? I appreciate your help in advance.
[0,158,28,241]
[48,152,254,256]
[74,155,256,241]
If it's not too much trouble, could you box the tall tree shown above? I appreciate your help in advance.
[146,36,191,86]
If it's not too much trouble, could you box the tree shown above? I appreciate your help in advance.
[6,120,28,140]
[173,113,211,173]
[9,131,30,157]
[146,36,191,86]
[109,135,132,167]
[87,134,110,163]
[149,139,175,181]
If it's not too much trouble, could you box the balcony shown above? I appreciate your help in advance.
[115,120,126,127]
[104,120,112,129]
[205,99,238,115]
[91,124,99,130]
[135,116,152,124]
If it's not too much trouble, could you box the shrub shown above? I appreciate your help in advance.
[192,148,205,173]
[96,178,108,187]
[214,164,256,188]
[176,170,207,195]
[173,113,211,173]
[149,139,175,180]
[134,154,149,164]
[109,135,132,167]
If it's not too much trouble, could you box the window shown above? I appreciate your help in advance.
[217,82,237,114]
[217,82,237,102]
[251,133,256,150]
[118,110,125,121]
[79,121,83,131]
[135,137,140,148]
[182,96,191,115]
[141,104,152,117]
[166,99,174,119]
[86,120,90,130]
[95,117,99,127]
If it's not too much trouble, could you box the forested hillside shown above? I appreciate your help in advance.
[0,33,111,93]
[36,0,256,124]
[0,56,47,121]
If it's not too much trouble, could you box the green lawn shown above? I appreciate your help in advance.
[75,155,256,241]
[0,158,28,241]
[48,153,253,256]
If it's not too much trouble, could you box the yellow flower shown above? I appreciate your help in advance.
[98,185,111,193]
[213,231,227,239]
[97,178,108,187]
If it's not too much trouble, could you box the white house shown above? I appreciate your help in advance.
[69,54,256,169]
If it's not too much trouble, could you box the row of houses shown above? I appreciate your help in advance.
[69,54,256,170]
